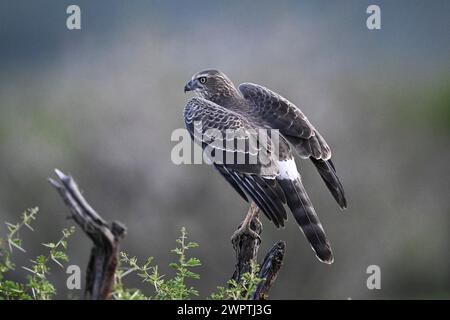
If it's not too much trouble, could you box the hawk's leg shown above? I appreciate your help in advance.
[231,202,262,245]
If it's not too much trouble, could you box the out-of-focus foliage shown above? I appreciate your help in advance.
[396,81,450,134]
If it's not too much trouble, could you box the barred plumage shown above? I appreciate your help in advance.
[183,69,347,263]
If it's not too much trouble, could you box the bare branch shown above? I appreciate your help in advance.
[48,169,126,300]
[252,240,285,300]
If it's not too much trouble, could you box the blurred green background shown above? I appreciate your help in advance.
[0,0,449,299]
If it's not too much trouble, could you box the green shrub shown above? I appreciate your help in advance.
[0,208,262,300]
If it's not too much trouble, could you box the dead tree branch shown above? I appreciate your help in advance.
[231,202,262,282]
[252,240,285,300]
[231,202,286,300]
[48,169,126,300]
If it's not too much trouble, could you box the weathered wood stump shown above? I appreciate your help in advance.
[49,169,126,300]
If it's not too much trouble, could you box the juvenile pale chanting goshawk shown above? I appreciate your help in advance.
[183,69,347,263]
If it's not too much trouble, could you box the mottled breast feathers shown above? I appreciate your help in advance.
[184,97,279,178]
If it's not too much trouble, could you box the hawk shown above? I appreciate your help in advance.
[183,69,347,263]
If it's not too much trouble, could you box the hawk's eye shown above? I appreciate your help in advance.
[198,77,207,84]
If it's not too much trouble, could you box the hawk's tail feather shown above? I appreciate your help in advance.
[310,158,347,209]
[277,177,333,264]
[252,176,287,220]
[225,170,286,228]
[214,164,249,202]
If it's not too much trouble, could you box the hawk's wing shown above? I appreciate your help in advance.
[184,97,287,227]
[239,83,347,209]
[239,82,330,160]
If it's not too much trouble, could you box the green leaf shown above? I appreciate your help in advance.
[185,258,201,267]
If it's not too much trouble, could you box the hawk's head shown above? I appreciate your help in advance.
[184,69,238,101]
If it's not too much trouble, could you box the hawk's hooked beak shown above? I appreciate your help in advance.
[184,79,198,93]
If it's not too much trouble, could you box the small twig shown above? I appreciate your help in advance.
[48,169,126,300]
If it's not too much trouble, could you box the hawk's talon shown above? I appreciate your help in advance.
[231,224,261,245]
